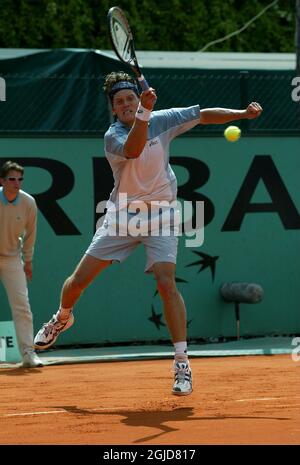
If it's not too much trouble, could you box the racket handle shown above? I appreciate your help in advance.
[138,75,149,91]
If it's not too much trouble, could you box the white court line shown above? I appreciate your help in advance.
[236,398,277,402]
[236,396,300,402]
[4,399,300,418]
[3,406,146,418]
[5,410,66,417]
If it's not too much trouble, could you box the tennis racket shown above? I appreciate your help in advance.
[107,6,149,91]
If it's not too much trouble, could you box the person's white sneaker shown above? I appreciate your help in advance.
[34,313,74,350]
[172,360,193,396]
[22,350,44,368]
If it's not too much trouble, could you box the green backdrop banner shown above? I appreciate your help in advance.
[0,49,299,135]
[0,136,299,345]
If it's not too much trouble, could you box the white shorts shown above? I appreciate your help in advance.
[86,210,178,273]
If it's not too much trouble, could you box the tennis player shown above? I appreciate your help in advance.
[34,72,262,395]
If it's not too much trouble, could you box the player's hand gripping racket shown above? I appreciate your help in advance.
[107,6,149,91]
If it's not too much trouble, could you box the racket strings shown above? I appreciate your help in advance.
[111,13,133,63]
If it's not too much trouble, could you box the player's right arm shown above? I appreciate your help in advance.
[124,88,157,159]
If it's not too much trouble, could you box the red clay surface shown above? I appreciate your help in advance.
[0,354,299,445]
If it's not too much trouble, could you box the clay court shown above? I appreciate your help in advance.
[1,353,299,445]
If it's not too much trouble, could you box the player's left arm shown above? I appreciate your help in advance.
[199,102,262,125]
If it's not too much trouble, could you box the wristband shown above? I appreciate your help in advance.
[135,103,151,121]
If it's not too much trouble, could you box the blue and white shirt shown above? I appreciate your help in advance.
[104,105,200,211]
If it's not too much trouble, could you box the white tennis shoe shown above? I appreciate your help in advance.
[172,359,193,396]
[22,350,44,368]
[34,313,74,350]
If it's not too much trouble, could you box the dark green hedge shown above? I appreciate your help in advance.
[0,0,295,52]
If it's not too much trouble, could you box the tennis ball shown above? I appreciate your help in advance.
[224,126,241,142]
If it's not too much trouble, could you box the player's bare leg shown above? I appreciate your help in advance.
[153,262,186,342]
[34,255,111,350]
[153,262,192,395]
[59,254,112,311]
